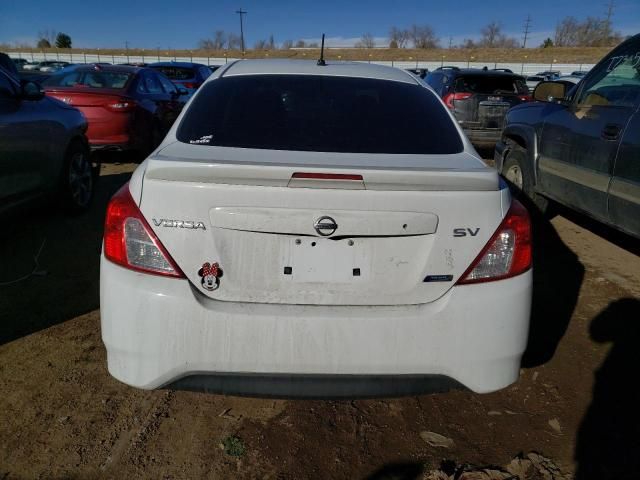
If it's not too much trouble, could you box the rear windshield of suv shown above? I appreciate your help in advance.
[177,75,463,154]
[454,75,529,95]
[151,66,195,80]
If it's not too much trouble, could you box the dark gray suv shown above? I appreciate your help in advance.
[425,67,531,148]
[495,34,640,238]
[0,56,92,214]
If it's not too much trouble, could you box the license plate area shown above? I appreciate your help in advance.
[286,237,369,283]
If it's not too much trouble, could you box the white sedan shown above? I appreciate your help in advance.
[100,59,532,397]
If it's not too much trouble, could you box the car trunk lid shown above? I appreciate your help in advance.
[136,144,507,306]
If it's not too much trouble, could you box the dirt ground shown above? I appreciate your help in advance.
[1,155,639,479]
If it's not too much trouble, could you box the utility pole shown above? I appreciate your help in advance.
[522,14,532,48]
[604,0,615,42]
[448,36,453,49]
[236,7,247,53]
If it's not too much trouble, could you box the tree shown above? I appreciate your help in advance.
[389,39,399,48]
[554,16,621,47]
[55,32,72,48]
[268,34,275,50]
[389,26,410,48]
[541,37,554,48]
[409,25,439,49]
[295,40,306,48]
[478,21,519,48]
[37,38,51,49]
[355,33,375,48]
[281,39,293,49]
[254,39,268,50]
[227,33,241,49]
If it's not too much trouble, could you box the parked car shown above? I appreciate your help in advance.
[535,70,562,79]
[42,64,187,153]
[571,70,589,77]
[148,62,211,98]
[101,59,533,397]
[525,75,547,92]
[496,33,640,238]
[12,58,29,69]
[406,68,428,79]
[0,63,93,213]
[22,60,66,72]
[39,61,70,73]
[425,66,531,148]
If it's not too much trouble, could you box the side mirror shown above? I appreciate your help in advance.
[533,81,568,103]
[20,80,45,101]
[176,87,188,96]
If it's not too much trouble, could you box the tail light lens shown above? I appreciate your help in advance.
[518,95,532,102]
[443,92,473,109]
[457,199,531,284]
[104,184,184,278]
[180,82,200,89]
[104,98,137,112]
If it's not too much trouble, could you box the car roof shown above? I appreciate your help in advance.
[64,64,143,74]
[149,62,208,68]
[434,67,523,78]
[220,59,419,84]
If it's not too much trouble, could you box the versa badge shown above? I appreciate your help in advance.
[198,262,222,291]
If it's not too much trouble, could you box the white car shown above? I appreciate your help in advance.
[100,60,532,396]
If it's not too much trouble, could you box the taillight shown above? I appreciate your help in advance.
[443,92,473,109]
[104,98,137,112]
[104,184,184,278]
[518,95,532,102]
[180,82,200,89]
[457,199,531,284]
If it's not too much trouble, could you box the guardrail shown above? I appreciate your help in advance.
[7,52,595,76]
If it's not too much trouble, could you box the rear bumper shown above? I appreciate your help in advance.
[463,128,502,148]
[100,256,532,396]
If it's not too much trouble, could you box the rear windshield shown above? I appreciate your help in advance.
[150,66,195,80]
[43,71,132,89]
[177,75,463,154]
[454,75,528,94]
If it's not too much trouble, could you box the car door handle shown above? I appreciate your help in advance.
[601,123,622,141]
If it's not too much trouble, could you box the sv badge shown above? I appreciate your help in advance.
[453,228,480,237]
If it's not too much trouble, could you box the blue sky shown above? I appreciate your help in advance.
[1,0,638,49]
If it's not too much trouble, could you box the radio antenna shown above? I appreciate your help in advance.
[317,34,326,66]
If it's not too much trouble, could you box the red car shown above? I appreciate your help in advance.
[43,65,187,152]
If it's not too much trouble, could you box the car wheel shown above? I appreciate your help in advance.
[502,143,550,215]
[62,140,93,211]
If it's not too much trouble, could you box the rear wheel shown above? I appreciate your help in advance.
[62,140,93,212]
[502,143,550,215]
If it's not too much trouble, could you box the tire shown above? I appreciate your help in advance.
[502,143,551,215]
[61,140,94,212]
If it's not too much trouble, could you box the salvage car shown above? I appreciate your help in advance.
[496,33,640,238]
[148,61,211,98]
[43,64,187,153]
[0,64,93,213]
[425,67,531,148]
[101,59,533,397]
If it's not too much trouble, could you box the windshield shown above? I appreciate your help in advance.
[150,66,195,80]
[43,70,132,89]
[177,75,463,154]
[454,75,529,94]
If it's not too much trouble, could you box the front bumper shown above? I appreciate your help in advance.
[100,257,532,395]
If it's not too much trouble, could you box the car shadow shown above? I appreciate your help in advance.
[574,298,640,480]
[521,206,585,368]
[0,156,133,346]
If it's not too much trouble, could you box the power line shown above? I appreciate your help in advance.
[236,7,247,53]
[522,14,532,48]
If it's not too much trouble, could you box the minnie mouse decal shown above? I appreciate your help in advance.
[198,262,222,291]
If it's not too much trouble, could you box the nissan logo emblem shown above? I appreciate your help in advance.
[314,216,338,236]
